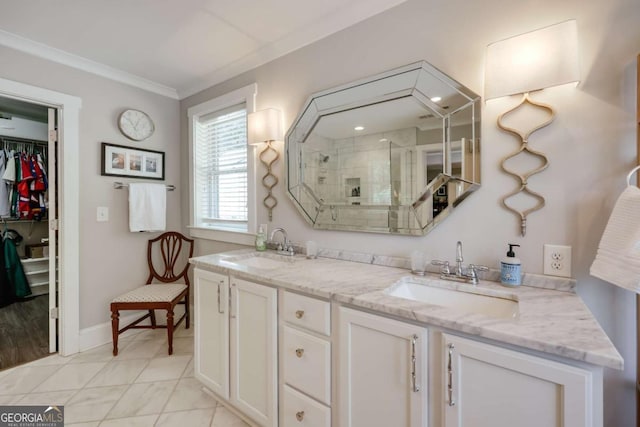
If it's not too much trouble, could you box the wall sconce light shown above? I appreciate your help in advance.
[485,19,579,236]
[248,108,283,221]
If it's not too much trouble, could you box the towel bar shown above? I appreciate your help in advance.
[113,182,175,191]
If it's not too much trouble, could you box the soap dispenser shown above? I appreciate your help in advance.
[500,244,521,287]
[255,225,267,251]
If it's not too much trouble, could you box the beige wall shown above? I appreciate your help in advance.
[180,0,639,424]
[0,46,182,330]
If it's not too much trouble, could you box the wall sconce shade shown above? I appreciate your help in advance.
[247,108,283,222]
[485,19,580,100]
[485,20,579,236]
[248,108,283,145]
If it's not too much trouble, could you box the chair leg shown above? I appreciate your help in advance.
[149,310,156,328]
[111,309,120,356]
[185,290,190,329]
[167,308,174,355]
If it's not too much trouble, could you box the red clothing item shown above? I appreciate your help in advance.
[20,154,35,182]
[17,181,30,218]
[30,156,46,192]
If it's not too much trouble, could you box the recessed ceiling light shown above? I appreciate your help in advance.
[354,126,365,131]
[379,138,388,143]
[431,96,442,102]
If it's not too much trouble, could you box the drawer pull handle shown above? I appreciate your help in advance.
[296,411,305,422]
[295,348,304,358]
[217,281,224,314]
[448,343,455,407]
[295,310,305,319]
[411,334,420,392]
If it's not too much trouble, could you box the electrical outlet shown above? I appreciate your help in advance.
[543,244,572,278]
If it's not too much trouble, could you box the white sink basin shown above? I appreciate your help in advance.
[385,278,519,319]
[222,252,299,270]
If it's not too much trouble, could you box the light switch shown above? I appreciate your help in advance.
[97,206,109,222]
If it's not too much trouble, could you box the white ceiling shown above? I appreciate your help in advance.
[0,0,408,99]
[314,97,440,139]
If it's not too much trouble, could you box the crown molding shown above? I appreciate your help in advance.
[177,0,409,99]
[0,0,407,101]
[0,29,179,99]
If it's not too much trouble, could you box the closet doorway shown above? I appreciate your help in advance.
[0,95,59,369]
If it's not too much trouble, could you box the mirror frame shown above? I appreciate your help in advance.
[285,61,481,235]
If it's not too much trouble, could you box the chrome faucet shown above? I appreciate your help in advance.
[432,241,488,285]
[455,241,464,276]
[269,227,295,256]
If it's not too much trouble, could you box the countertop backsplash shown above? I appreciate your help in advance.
[278,243,577,293]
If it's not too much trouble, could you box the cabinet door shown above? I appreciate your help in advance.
[193,269,229,399]
[443,334,597,427]
[339,307,428,427]
[230,277,278,427]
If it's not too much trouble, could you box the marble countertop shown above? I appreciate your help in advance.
[190,249,623,370]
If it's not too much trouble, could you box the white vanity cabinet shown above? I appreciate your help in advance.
[194,268,278,427]
[191,257,610,427]
[441,334,602,427]
[194,269,229,397]
[280,290,332,427]
[338,307,428,427]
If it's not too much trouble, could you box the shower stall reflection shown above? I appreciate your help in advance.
[301,125,477,233]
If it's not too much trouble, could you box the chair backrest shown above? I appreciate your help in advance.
[146,232,194,286]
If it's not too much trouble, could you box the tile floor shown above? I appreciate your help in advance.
[0,325,250,426]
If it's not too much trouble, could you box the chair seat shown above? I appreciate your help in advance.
[112,284,187,303]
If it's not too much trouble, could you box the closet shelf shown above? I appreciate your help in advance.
[22,257,56,291]
[21,257,51,264]
[30,280,48,287]
[1,219,48,224]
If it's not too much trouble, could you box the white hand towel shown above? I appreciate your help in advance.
[128,183,166,232]
[590,185,640,292]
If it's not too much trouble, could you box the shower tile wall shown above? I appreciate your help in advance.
[335,128,416,206]
[303,128,418,228]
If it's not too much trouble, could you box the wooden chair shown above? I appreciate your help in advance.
[110,232,194,356]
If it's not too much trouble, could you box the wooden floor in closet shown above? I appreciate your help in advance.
[0,294,49,370]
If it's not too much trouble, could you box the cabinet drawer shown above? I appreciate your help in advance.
[283,385,330,427]
[283,326,331,405]
[282,291,330,336]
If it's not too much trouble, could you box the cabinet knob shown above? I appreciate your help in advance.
[296,411,305,422]
[295,310,305,319]
[295,348,304,358]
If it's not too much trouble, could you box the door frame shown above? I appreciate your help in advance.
[47,107,57,353]
[0,77,81,356]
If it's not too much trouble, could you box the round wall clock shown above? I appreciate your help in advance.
[118,109,155,141]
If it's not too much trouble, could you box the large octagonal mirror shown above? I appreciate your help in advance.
[285,61,481,235]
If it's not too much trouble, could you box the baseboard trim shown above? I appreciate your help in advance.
[78,304,193,352]
[79,311,146,352]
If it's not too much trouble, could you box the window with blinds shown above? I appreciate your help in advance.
[194,103,248,231]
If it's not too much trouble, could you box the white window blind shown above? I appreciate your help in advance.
[194,103,248,231]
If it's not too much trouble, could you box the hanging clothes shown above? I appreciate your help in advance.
[29,153,47,220]
[0,150,10,217]
[0,138,48,221]
[3,229,31,299]
[17,153,34,219]
[2,149,16,219]
[0,240,14,308]
[0,150,47,221]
